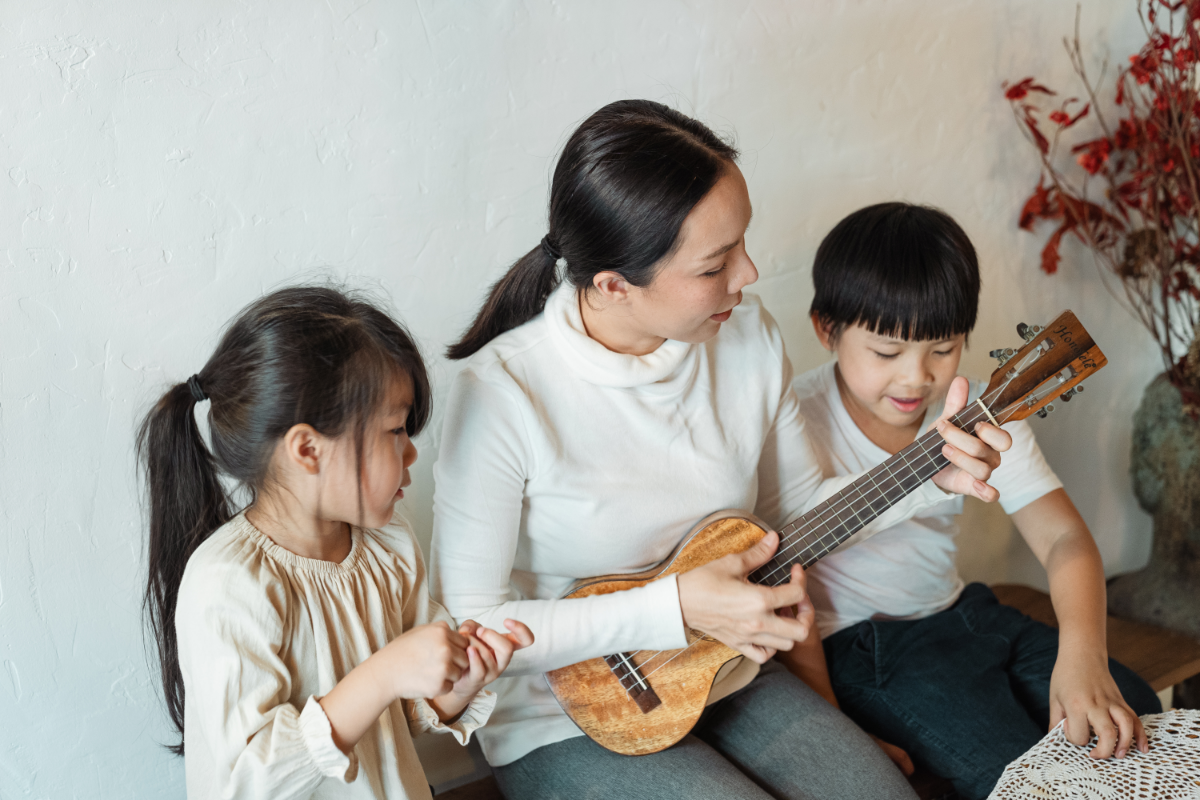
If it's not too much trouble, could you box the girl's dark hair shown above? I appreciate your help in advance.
[447,99,739,359]
[809,202,980,343]
[137,286,431,754]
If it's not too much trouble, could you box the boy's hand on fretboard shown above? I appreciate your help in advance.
[930,377,1012,502]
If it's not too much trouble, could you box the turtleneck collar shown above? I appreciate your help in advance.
[544,281,694,389]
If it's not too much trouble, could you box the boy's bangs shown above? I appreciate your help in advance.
[840,269,977,342]
[811,202,980,343]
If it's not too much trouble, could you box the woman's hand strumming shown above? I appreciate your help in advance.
[677,531,813,664]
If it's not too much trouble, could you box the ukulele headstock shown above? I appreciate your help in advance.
[981,311,1106,425]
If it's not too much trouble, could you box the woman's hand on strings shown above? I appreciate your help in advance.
[930,376,1012,501]
[677,530,813,664]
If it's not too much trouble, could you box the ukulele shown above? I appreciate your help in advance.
[545,311,1106,756]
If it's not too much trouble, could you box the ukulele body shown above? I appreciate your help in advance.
[544,510,771,756]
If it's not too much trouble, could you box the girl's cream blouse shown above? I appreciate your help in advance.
[175,511,494,799]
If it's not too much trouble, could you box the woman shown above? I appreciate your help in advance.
[431,100,1009,800]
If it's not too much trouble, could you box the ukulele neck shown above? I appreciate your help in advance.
[749,403,989,585]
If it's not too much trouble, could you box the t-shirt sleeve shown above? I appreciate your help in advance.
[431,366,688,677]
[988,418,1063,513]
[175,558,356,798]
[755,311,952,545]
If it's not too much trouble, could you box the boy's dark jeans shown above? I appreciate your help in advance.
[822,583,1162,800]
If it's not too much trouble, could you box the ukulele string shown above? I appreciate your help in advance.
[754,390,1002,586]
[763,399,1026,588]
[625,397,1007,685]
[757,377,1022,585]
[619,401,992,678]
[620,384,1029,688]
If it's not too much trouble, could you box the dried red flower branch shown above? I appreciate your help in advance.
[1006,1,1200,398]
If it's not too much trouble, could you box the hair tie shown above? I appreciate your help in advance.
[540,235,562,261]
[187,374,208,403]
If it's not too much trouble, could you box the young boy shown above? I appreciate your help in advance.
[778,203,1161,800]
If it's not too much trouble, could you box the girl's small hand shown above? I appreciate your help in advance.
[383,621,471,700]
[448,619,535,700]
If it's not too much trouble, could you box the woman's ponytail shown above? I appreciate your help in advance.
[445,241,559,360]
[138,378,231,755]
[446,99,738,360]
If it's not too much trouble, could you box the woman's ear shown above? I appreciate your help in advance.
[811,312,835,351]
[591,271,632,306]
[282,423,323,475]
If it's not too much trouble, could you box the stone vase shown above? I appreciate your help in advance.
[1108,373,1200,705]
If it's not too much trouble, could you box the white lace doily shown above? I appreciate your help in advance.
[988,709,1200,799]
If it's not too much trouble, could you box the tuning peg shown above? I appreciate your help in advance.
[1061,389,1074,402]
[1017,321,1046,343]
[1016,323,1044,343]
[1036,408,1048,419]
[989,347,1017,365]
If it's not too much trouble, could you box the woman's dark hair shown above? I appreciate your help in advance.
[137,285,431,754]
[447,99,739,359]
[809,202,980,343]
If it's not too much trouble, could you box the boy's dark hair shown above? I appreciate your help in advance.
[136,285,430,755]
[447,99,738,360]
[810,202,980,342]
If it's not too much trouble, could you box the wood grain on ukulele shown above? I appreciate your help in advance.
[545,311,1107,756]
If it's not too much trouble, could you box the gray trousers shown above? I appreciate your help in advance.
[492,661,918,800]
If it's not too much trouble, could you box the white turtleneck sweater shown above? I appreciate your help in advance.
[430,283,953,767]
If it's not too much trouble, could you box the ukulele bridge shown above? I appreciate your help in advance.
[603,652,662,713]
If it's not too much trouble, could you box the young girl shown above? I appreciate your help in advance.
[783,203,1160,800]
[139,286,533,800]
[429,101,1011,800]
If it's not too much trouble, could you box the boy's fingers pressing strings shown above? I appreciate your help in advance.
[933,377,1012,501]
[941,374,970,417]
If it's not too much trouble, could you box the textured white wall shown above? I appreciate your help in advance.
[0,1,1158,796]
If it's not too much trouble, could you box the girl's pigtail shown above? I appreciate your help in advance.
[137,380,231,754]
[446,242,560,360]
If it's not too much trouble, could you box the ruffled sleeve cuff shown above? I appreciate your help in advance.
[299,696,359,783]
[408,689,498,745]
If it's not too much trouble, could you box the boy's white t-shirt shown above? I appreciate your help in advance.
[793,361,1064,638]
